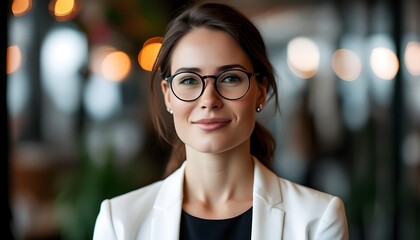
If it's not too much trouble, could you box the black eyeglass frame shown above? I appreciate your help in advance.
[165,69,258,102]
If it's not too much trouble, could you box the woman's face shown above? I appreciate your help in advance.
[161,27,266,155]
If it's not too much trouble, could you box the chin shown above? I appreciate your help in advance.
[181,131,251,155]
[186,139,245,155]
[189,144,228,154]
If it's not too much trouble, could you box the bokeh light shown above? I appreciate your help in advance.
[12,0,32,16]
[404,41,420,76]
[55,0,74,16]
[287,37,320,79]
[41,27,87,76]
[84,75,122,122]
[7,45,22,74]
[101,51,131,81]
[370,47,399,80]
[138,37,162,72]
[8,71,29,117]
[49,0,79,22]
[89,46,115,75]
[40,27,87,114]
[332,49,362,81]
[403,132,420,167]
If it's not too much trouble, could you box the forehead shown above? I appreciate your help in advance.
[170,28,253,74]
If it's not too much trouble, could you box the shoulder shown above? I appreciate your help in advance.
[255,159,341,210]
[255,158,337,208]
[93,181,164,240]
[277,176,347,222]
[277,177,349,239]
[278,176,335,206]
[98,160,186,220]
[253,159,349,239]
[111,180,163,209]
[93,162,187,240]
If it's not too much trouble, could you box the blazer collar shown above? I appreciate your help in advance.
[151,158,285,240]
[151,162,186,240]
[251,158,285,240]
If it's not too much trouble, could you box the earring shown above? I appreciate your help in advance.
[167,108,173,114]
[256,104,263,112]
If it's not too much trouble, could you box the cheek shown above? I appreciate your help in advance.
[229,94,257,126]
[236,103,257,128]
[238,88,259,115]
[236,88,259,125]
[171,106,196,148]
[170,99,193,129]
[171,96,192,115]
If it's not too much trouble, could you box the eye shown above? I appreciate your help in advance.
[174,73,201,86]
[179,77,199,85]
[220,74,243,84]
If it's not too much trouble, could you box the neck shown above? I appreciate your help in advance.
[183,143,254,208]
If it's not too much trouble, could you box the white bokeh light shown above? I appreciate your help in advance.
[8,16,34,117]
[84,75,122,122]
[332,49,362,81]
[8,71,29,117]
[404,41,420,76]
[337,34,370,131]
[370,47,399,80]
[41,26,87,114]
[287,37,320,79]
[367,34,396,107]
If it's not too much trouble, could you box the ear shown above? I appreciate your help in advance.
[161,80,172,110]
[257,77,268,106]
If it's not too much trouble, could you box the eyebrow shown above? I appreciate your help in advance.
[173,64,247,75]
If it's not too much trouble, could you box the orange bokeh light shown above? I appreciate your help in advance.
[49,0,79,22]
[7,45,22,74]
[101,51,131,81]
[90,46,116,75]
[12,0,32,16]
[138,37,163,72]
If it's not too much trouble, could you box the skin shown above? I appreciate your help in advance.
[161,27,267,219]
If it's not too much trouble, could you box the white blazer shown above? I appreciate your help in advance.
[93,158,349,240]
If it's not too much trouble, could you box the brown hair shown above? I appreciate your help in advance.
[149,2,279,177]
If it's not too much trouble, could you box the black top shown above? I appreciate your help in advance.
[179,207,253,240]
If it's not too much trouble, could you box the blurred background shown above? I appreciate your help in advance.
[3,0,420,239]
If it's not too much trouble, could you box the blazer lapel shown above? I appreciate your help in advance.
[251,159,285,240]
[149,159,285,240]
[151,162,186,240]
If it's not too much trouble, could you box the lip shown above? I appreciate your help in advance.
[192,118,231,131]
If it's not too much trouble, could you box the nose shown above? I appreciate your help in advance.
[199,78,223,110]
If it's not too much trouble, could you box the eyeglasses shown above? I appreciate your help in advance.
[165,69,257,102]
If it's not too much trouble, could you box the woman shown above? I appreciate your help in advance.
[93,2,349,239]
